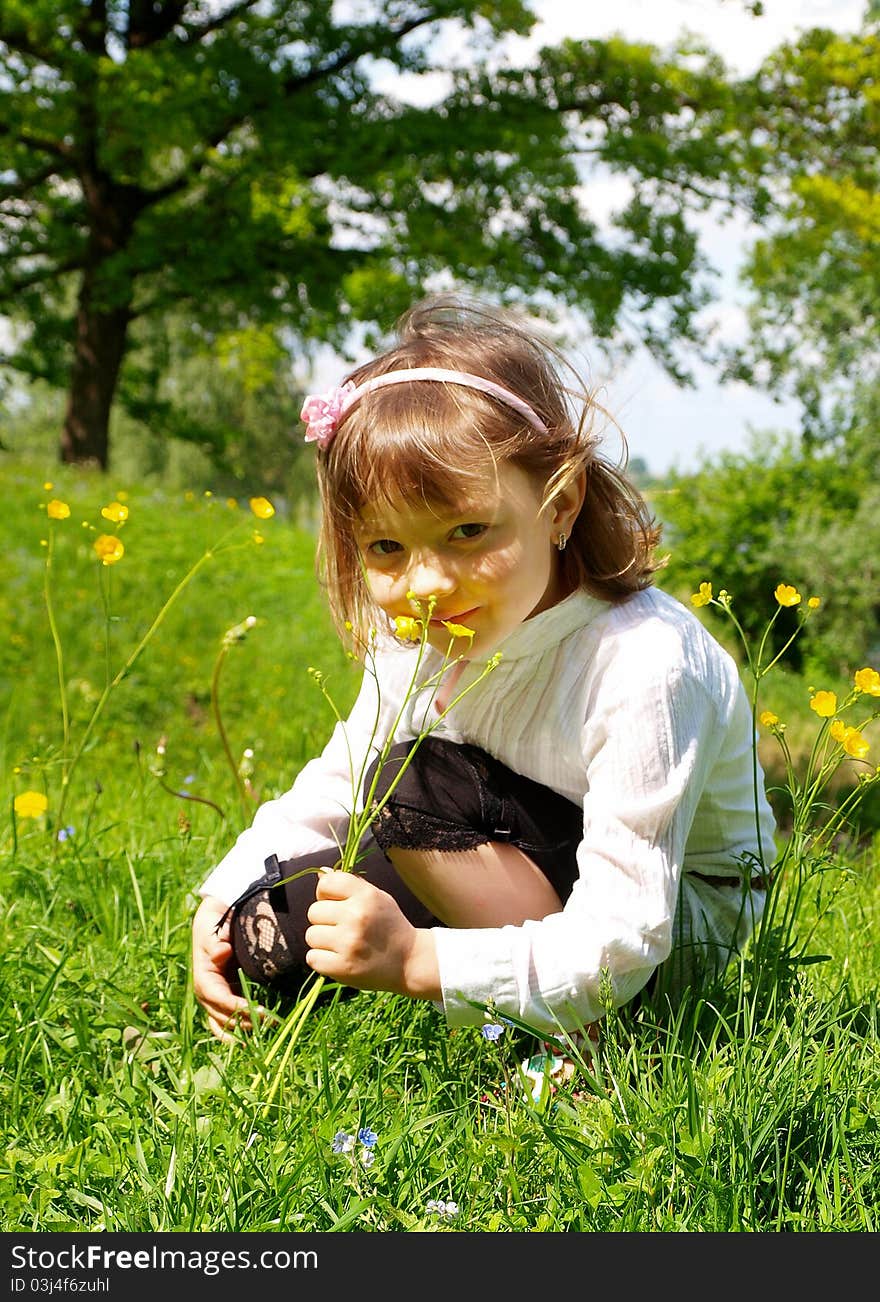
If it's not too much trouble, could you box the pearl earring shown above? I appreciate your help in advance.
[556,532,567,552]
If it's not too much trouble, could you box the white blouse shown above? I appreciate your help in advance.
[200,587,776,1034]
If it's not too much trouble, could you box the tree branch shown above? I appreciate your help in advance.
[178,0,262,44]
[282,10,440,94]
[0,161,60,202]
[0,254,85,300]
[126,1,188,49]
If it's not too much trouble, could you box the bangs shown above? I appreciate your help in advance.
[328,383,521,521]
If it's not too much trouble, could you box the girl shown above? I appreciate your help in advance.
[192,295,775,1044]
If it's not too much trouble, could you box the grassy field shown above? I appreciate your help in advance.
[2,453,879,1232]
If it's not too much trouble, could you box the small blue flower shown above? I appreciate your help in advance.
[57,826,75,842]
[183,774,196,784]
[426,1198,459,1221]
[481,1023,505,1041]
[331,1131,355,1154]
[357,1126,378,1149]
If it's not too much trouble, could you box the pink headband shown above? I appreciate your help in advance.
[300,366,548,449]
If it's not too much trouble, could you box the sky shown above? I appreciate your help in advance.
[350,0,870,475]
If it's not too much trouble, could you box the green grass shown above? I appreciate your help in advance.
[2,453,879,1232]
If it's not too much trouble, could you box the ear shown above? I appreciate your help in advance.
[549,468,587,537]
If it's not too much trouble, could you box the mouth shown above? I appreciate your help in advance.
[429,607,479,627]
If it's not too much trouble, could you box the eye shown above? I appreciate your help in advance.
[450,522,487,541]
[367,538,403,556]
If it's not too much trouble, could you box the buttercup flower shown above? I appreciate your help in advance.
[759,710,779,728]
[844,731,870,760]
[331,1131,355,1154]
[101,501,129,523]
[93,535,124,566]
[832,725,870,760]
[808,596,821,609]
[14,791,48,819]
[809,690,837,718]
[442,620,475,640]
[46,499,70,520]
[690,582,713,608]
[394,615,422,642]
[854,667,880,697]
[249,497,275,520]
[774,583,801,607]
[481,1023,505,1041]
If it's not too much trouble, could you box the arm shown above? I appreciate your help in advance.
[197,642,418,905]
[192,642,420,1034]
[432,643,732,1033]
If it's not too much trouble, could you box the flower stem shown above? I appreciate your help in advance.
[211,642,253,823]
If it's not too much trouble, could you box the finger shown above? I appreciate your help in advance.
[304,923,341,953]
[208,1012,246,1044]
[306,899,342,926]
[197,970,250,1018]
[305,947,350,982]
[315,870,362,900]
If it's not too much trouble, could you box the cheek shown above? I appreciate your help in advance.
[365,572,396,609]
[471,537,541,592]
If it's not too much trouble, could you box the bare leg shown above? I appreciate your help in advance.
[387,840,564,928]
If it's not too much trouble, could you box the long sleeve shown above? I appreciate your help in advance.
[198,642,421,905]
[431,589,774,1033]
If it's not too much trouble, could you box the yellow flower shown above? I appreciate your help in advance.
[809,690,837,718]
[43,481,53,490]
[393,615,422,642]
[252,531,264,545]
[226,497,238,509]
[101,501,129,523]
[442,621,475,640]
[249,497,275,519]
[690,582,713,608]
[843,730,870,760]
[93,535,124,566]
[807,596,821,609]
[759,710,779,728]
[830,720,847,743]
[854,667,880,697]
[46,499,70,520]
[774,583,801,607]
[14,790,48,819]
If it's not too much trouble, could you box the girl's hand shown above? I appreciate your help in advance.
[305,871,440,999]
[192,895,259,1043]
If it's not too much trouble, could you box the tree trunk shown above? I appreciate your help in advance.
[61,267,131,470]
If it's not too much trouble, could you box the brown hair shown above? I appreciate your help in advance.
[315,295,663,642]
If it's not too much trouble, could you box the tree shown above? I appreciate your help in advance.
[726,23,879,459]
[0,1,748,470]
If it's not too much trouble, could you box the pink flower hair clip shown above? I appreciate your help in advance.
[300,381,356,449]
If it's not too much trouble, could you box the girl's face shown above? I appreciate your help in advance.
[356,461,581,658]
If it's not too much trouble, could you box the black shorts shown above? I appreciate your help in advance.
[227,737,583,997]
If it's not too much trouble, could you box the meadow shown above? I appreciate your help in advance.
[2,453,878,1233]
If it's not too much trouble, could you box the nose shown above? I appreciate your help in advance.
[405,551,457,604]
